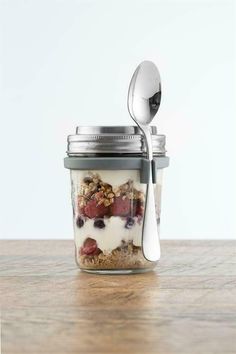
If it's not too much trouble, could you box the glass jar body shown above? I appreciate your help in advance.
[70,168,163,274]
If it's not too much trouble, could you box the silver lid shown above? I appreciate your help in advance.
[67,126,166,156]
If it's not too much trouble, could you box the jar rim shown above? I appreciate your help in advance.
[67,125,166,156]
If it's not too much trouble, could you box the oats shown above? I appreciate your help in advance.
[78,241,154,271]
[138,191,145,201]
[104,199,111,207]
[95,191,104,200]
[97,198,105,205]
[84,187,89,194]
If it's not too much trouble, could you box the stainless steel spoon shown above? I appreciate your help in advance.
[127,60,161,262]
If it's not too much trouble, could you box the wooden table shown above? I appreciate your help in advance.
[1,240,236,354]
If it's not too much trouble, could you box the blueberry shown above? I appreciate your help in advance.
[94,219,105,229]
[125,217,135,229]
[76,216,84,228]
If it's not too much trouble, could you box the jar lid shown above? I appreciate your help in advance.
[67,126,166,156]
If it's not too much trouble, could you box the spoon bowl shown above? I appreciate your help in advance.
[128,60,161,126]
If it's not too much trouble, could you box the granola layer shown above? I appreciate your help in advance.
[76,241,156,270]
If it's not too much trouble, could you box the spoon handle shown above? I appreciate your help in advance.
[142,163,161,262]
[141,126,161,262]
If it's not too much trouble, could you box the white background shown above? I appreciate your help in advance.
[0,0,235,240]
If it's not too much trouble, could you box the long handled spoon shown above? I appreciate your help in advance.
[127,60,161,261]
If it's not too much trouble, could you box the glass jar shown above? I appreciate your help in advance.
[64,126,169,274]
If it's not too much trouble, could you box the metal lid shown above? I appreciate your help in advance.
[67,126,166,156]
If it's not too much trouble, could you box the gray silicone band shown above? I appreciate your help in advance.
[64,156,169,183]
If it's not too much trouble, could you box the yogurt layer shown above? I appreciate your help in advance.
[74,216,143,252]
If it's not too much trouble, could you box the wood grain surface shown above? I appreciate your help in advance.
[0,240,236,354]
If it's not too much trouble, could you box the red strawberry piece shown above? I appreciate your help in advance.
[79,237,102,256]
[110,196,131,217]
[78,205,85,216]
[84,200,109,219]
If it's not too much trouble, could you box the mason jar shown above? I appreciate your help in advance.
[64,126,169,274]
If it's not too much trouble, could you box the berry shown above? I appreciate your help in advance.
[125,217,135,229]
[94,219,105,229]
[110,196,131,217]
[84,200,109,219]
[79,237,102,256]
[135,200,144,217]
[78,206,85,216]
[76,216,84,228]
